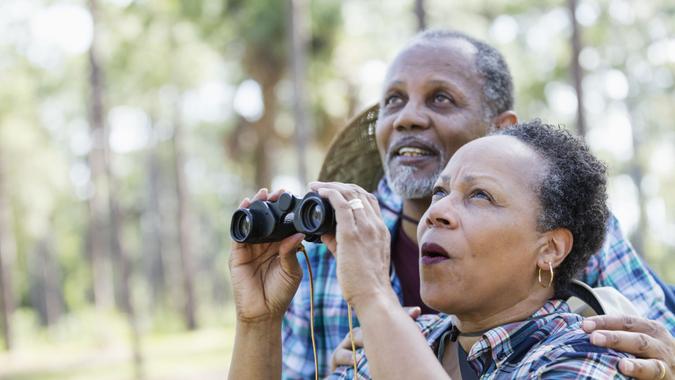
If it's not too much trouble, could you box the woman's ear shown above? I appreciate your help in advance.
[537,228,574,270]
[492,111,518,130]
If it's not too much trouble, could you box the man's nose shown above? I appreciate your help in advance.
[393,100,430,131]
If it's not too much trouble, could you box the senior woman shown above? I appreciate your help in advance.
[228,120,632,379]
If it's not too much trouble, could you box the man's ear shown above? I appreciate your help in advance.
[493,110,518,130]
[537,228,573,271]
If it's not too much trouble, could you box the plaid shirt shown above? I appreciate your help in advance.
[281,179,675,379]
[329,300,632,379]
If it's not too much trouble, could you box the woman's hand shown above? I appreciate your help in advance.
[229,188,305,324]
[310,182,395,308]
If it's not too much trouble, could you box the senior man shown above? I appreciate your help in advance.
[282,29,675,380]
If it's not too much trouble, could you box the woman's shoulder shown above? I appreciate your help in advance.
[510,310,633,379]
[414,313,455,342]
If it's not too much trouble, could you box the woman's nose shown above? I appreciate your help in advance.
[394,101,430,131]
[424,199,459,230]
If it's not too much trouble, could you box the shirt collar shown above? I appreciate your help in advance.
[466,300,571,367]
[375,177,402,214]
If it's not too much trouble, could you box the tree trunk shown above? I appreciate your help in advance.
[88,1,144,377]
[289,0,310,185]
[627,98,646,257]
[143,129,167,308]
[87,0,113,311]
[172,97,197,330]
[30,234,63,327]
[568,0,587,138]
[415,0,427,32]
[0,147,15,350]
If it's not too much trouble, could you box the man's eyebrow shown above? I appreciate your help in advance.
[428,79,454,87]
[428,79,466,101]
[384,80,404,89]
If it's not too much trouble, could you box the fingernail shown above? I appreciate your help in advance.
[621,359,634,372]
[591,332,606,346]
[582,320,596,331]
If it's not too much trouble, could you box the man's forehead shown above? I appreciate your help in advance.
[399,38,476,64]
[386,37,479,79]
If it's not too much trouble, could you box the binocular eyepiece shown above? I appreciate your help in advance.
[230,192,336,244]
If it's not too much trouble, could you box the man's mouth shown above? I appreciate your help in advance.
[420,242,450,265]
[396,146,434,157]
[389,139,440,163]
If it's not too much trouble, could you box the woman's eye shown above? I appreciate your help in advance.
[470,189,492,202]
[431,187,447,200]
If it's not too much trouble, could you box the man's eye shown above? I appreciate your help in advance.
[433,93,453,104]
[385,94,403,106]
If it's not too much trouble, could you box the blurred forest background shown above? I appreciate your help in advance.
[0,0,673,379]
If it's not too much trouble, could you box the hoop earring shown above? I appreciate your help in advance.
[538,262,554,288]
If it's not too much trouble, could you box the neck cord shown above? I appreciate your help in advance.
[298,244,358,380]
[297,245,319,380]
[378,201,419,225]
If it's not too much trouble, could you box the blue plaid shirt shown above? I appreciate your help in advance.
[329,300,632,379]
[281,179,675,379]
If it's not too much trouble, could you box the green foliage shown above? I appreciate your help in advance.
[0,0,673,377]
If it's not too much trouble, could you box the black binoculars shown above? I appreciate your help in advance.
[230,192,336,244]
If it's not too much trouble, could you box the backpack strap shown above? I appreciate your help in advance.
[566,279,642,318]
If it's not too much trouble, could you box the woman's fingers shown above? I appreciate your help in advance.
[316,188,356,232]
[268,188,286,202]
[312,182,381,228]
[278,233,305,278]
[238,197,251,208]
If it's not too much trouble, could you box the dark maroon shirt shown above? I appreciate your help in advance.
[391,223,437,314]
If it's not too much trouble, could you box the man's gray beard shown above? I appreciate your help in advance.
[384,160,444,200]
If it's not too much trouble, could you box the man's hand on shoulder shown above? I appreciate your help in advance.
[582,315,674,380]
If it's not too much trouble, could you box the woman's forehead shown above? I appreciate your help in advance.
[442,135,546,186]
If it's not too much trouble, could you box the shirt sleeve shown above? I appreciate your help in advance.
[536,354,629,379]
[581,213,675,335]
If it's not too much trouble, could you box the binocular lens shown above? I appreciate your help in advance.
[232,210,253,242]
[309,204,323,229]
[240,214,252,236]
[297,197,333,234]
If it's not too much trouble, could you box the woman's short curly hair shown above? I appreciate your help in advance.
[497,120,609,297]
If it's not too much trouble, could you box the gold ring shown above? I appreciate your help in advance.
[656,360,666,380]
[348,199,364,210]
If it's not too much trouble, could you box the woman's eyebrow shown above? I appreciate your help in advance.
[442,173,505,189]
[439,175,451,187]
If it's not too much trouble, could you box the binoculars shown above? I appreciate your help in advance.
[230,192,336,244]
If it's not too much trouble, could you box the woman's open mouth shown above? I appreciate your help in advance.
[420,242,450,265]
